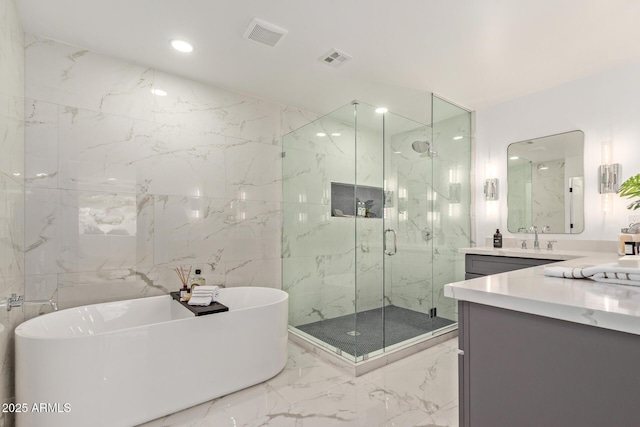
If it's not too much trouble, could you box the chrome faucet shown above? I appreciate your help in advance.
[4,293,58,312]
[530,226,540,250]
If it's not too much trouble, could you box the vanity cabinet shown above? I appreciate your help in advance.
[464,254,556,279]
[458,301,640,427]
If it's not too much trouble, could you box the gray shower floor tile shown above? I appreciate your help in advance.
[296,305,455,357]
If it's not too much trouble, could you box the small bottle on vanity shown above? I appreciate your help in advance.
[493,229,503,248]
[190,269,206,292]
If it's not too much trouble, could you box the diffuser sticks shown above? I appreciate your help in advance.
[175,266,192,290]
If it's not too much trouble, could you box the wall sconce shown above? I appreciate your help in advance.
[598,164,621,194]
[599,141,621,214]
[484,178,499,201]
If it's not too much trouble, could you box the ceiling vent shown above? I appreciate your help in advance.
[319,49,352,67]
[243,18,288,47]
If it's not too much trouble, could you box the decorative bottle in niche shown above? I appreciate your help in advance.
[190,269,205,292]
[493,229,503,248]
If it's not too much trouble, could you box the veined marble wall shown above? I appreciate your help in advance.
[24,35,317,312]
[0,0,24,421]
[283,105,384,327]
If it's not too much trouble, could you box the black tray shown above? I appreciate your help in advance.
[170,291,229,316]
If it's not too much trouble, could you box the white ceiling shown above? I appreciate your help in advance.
[16,0,640,120]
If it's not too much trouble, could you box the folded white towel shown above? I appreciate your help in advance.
[187,285,220,306]
[191,285,219,297]
[544,263,640,287]
[194,285,219,293]
[188,295,213,306]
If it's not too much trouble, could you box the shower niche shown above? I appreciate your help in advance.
[330,182,383,218]
[282,97,471,371]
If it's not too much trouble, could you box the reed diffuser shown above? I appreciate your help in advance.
[175,266,192,301]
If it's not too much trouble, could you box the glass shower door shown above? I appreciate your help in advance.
[380,112,437,354]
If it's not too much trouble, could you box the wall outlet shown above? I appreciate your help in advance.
[628,214,640,226]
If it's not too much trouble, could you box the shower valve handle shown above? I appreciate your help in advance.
[384,228,397,256]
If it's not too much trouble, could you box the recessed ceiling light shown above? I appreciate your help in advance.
[316,132,327,137]
[453,135,463,140]
[375,107,388,114]
[12,172,20,176]
[151,88,167,96]
[331,133,341,137]
[509,156,519,160]
[170,39,194,53]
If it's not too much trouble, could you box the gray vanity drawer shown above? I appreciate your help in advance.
[465,254,556,276]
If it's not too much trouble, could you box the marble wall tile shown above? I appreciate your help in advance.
[56,268,166,310]
[224,258,281,288]
[153,71,280,144]
[282,116,356,159]
[225,140,282,202]
[24,36,306,315]
[0,0,23,412]
[57,107,229,197]
[0,0,24,99]
[282,148,329,205]
[280,105,321,136]
[25,35,155,121]
[24,99,58,188]
[25,188,154,274]
[153,195,280,266]
[23,274,57,319]
[0,176,24,280]
[0,95,24,179]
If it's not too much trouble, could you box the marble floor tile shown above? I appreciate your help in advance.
[139,338,459,427]
[265,349,353,404]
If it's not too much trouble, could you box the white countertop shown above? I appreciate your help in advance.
[445,249,640,336]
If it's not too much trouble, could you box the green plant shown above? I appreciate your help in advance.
[617,173,640,210]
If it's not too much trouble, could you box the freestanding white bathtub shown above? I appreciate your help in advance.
[15,287,288,427]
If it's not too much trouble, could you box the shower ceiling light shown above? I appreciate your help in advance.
[316,132,326,137]
[151,88,167,96]
[453,135,463,140]
[509,156,519,160]
[375,107,388,114]
[170,39,194,53]
[331,133,341,137]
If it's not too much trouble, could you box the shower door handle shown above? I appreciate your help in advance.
[384,228,397,256]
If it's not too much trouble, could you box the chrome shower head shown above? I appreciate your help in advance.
[411,140,430,154]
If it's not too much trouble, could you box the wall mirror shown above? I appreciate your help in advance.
[507,130,584,234]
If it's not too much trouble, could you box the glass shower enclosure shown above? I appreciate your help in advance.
[282,95,471,363]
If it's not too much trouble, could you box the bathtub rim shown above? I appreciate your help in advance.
[15,286,288,341]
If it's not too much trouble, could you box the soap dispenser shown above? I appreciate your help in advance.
[190,269,205,292]
[493,229,503,248]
